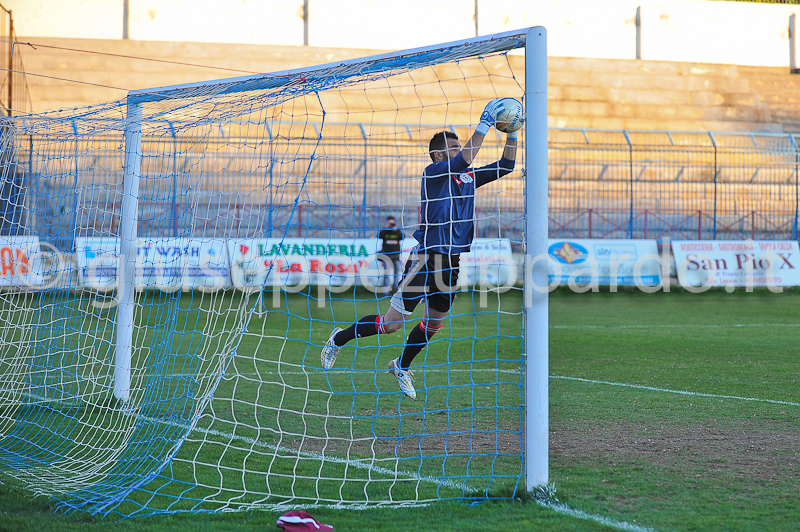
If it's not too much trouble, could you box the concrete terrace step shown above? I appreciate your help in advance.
[17,37,800,133]
[549,86,763,108]
[733,66,800,132]
[551,116,783,133]
[549,100,772,122]
[548,70,752,93]
[548,56,742,77]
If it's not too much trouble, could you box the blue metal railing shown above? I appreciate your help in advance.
[13,126,800,250]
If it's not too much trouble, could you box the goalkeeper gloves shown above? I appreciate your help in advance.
[476,98,503,136]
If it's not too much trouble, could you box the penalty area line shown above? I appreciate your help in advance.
[551,323,800,330]
[537,501,659,532]
[552,376,800,407]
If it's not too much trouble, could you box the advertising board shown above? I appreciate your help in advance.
[227,238,383,289]
[0,236,45,288]
[398,237,516,287]
[75,237,231,290]
[672,240,800,288]
[547,239,662,286]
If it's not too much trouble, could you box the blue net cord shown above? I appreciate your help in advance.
[0,34,527,517]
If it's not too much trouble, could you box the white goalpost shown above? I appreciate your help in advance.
[0,27,547,515]
[116,100,143,404]
[524,26,549,492]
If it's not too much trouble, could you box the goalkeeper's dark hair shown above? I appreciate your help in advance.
[428,131,459,162]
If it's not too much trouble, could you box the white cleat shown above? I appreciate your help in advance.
[321,327,343,370]
[387,357,416,400]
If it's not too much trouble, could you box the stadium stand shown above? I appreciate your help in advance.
[19,37,800,133]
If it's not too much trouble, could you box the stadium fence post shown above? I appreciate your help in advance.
[790,133,799,240]
[115,97,142,403]
[791,14,798,73]
[525,26,549,491]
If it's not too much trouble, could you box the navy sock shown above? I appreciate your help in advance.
[334,315,381,346]
[399,321,441,369]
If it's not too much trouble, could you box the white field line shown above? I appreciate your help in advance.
[8,368,798,408]
[232,368,800,408]
[148,417,659,532]
[5,364,797,409]
[252,323,800,334]
[550,323,800,330]
[551,376,800,407]
[9,366,794,530]
[223,368,800,411]
[538,501,658,532]
[1,390,660,530]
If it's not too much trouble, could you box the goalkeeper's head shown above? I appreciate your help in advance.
[428,130,460,162]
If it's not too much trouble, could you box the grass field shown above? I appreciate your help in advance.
[1,287,799,531]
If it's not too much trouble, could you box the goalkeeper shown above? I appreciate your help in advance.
[321,99,518,400]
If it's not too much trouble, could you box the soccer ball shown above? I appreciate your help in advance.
[494,97,525,133]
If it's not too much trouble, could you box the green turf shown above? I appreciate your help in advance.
[1,287,799,531]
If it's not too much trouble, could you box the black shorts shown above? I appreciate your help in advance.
[390,249,460,315]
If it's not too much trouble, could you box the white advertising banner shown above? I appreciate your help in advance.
[399,237,516,287]
[672,240,800,287]
[76,237,231,290]
[547,239,662,286]
[226,237,517,289]
[227,238,383,289]
[0,236,46,288]
[459,238,516,287]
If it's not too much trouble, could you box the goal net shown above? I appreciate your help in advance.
[0,29,544,516]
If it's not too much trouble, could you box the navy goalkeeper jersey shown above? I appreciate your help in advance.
[413,152,515,255]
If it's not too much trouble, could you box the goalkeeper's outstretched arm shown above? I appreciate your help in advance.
[460,129,486,166]
[473,114,518,189]
[502,132,518,161]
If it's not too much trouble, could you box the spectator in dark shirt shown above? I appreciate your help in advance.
[378,215,404,293]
